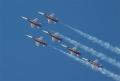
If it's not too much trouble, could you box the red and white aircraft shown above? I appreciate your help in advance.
[38,12,58,24]
[21,16,42,28]
[26,35,47,47]
[61,44,81,56]
[42,30,62,42]
[82,58,102,70]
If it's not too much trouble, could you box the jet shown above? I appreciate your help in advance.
[61,44,81,56]
[38,12,58,24]
[26,35,47,47]
[21,16,42,28]
[42,30,62,42]
[82,58,102,70]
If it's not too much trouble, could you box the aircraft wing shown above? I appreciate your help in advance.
[31,23,35,28]
[92,65,94,70]
[72,46,77,50]
[33,18,38,22]
[36,42,40,46]
[48,19,51,24]
[38,37,43,41]
[52,37,56,42]
[49,13,54,17]
[93,59,98,63]
[70,51,74,55]
[54,32,58,36]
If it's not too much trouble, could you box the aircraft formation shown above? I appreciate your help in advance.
[22,12,102,70]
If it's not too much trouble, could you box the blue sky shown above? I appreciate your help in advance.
[1,0,120,81]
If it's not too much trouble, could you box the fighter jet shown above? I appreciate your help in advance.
[38,12,58,24]
[21,16,42,28]
[61,44,81,56]
[42,30,62,42]
[82,58,102,70]
[26,35,47,47]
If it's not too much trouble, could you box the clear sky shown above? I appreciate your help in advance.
[1,0,120,81]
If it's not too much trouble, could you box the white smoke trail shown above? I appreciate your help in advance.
[59,22,120,55]
[48,45,120,81]
[58,34,120,69]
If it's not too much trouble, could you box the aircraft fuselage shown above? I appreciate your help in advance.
[28,20,42,27]
[45,15,58,22]
[88,60,102,68]
[68,48,81,55]
[33,38,47,45]
[50,34,62,41]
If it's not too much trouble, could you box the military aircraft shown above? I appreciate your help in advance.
[21,16,42,28]
[26,35,47,47]
[61,44,81,56]
[38,12,58,24]
[42,30,62,42]
[82,57,102,70]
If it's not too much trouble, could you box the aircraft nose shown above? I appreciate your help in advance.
[42,30,49,34]
[61,44,67,48]
[21,16,28,20]
[38,12,45,15]
[26,35,33,38]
